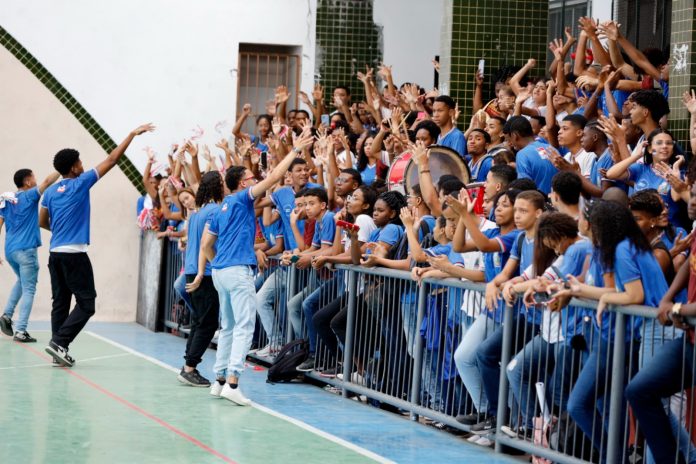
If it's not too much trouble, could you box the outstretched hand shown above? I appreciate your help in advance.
[132,123,156,136]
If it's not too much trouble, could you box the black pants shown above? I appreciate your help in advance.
[313,295,347,357]
[184,275,220,368]
[48,252,97,349]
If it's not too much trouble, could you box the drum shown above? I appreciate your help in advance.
[402,145,470,193]
[386,152,413,194]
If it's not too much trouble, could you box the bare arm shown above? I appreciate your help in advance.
[232,104,252,140]
[96,124,155,178]
[573,32,589,76]
[509,59,536,95]
[39,207,50,231]
[37,172,61,195]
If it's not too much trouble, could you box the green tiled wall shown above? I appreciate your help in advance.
[444,0,549,123]
[668,0,696,152]
[0,26,144,193]
[315,0,382,105]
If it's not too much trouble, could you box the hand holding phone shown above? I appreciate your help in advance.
[336,220,360,232]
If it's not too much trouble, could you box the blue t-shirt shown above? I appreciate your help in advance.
[469,155,493,183]
[360,164,377,186]
[554,239,593,338]
[250,135,269,153]
[367,223,404,250]
[511,232,541,324]
[184,203,219,276]
[418,215,437,242]
[272,183,321,250]
[0,187,42,255]
[599,90,630,117]
[311,211,336,248]
[208,188,257,269]
[628,163,684,227]
[136,195,145,217]
[437,127,468,159]
[41,169,99,249]
[261,217,283,248]
[515,141,560,194]
[591,149,628,192]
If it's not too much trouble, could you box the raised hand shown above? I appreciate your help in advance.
[598,115,626,142]
[597,20,621,41]
[132,123,156,136]
[377,63,392,79]
[144,146,156,162]
[185,141,199,158]
[312,83,324,102]
[431,59,440,73]
[564,26,575,44]
[400,206,415,227]
[265,99,277,116]
[202,145,211,162]
[299,91,312,108]
[575,74,599,91]
[409,140,429,167]
[272,116,282,136]
[215,138,229,152]
[683,90,696,115]
[451,102,461,125]
[275,85,290,104]
[425,88,440,99]
[242,103,252,116]
[526,58,537,68]
[578,16,599,36]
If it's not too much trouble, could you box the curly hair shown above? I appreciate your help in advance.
[533,212,578,278]
[195,171,223,207]
[346,185,377,223]
[377,190,407,226]
[590,200,651,270]
[628,189,663,218]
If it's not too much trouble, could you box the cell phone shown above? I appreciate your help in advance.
[478,59,485,78]
[290,255,300,263]
[552,265,571,289]
[417,111,426,119]
[533,291,552,304]
[336,220,360,232]
[260,151,268,170]
[466,185,485,215]
[321,114,330,126]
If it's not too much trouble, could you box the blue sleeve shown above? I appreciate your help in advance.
[320,213,336,245]
[479,156,493,181]
[516,150,532,180]
[311,224,321,248]
[207,210,220,236]
[447,249,464,265]
[379,224,402,246]
[627,163,643,183]
[509,233,525,261]
[137,196,145,216]
[28,187,41,203]
[558,246,587,277]
[614,242,641,288]
[496,230,520,253]
[40,189,50,209]
[78,169,99,191]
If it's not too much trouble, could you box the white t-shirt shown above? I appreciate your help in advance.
[342,214,376,251]
[522,257,565,344]
[564,148,596,178]
[459,218,497,317]
[337,150,358,169]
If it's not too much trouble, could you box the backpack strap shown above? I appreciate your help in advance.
[515,231,526,259]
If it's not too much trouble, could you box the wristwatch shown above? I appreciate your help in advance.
[672,302,683,316]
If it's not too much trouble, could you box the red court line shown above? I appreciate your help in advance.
[15,342,238,464]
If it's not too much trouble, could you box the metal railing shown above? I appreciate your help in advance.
[157,252,696,464]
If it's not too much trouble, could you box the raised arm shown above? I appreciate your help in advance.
[578,17,611,67]
[509,58,536,95]
[37,171,61,195]
[96,123,155,178]
[573,31,589,76]
[251,130,314,198]
[411,142,441,217]
[232,104,252,140]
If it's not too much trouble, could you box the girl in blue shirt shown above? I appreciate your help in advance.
[232,103,272,153]
[363,191,407,258]
[358,132,388,186]
[606,128,686,228]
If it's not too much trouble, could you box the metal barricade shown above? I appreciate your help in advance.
[161,239,188,334]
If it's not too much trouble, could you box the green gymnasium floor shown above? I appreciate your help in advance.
[0,331,382,464]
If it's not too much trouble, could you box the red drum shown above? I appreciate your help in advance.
[402,145,470,193]
[386,151,413,194]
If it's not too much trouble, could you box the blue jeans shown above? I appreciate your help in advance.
[568,336,639,464]
[255,268,285,345]
[173,272,193,314]
[4,248,39,332]
[212,266,257,379]
[454,313,496,414]
[626,336,696,464]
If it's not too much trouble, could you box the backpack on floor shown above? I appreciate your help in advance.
[266,339,309,383]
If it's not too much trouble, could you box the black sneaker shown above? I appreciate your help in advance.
[456,412,486,426]
[471,415,497,434]
[0,315,13,336]
[13,331,37,343]
[45,341,75,367]
[296,355,316,372]
[319,367,338,378]
[177,368,211,387]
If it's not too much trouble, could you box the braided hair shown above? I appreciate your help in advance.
[195,171,223,207]
[377,190,407,227]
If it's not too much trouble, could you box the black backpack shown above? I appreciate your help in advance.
[388,220,432,261]
[266,339,309,383]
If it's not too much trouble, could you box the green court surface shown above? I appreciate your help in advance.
[0,332,381,464]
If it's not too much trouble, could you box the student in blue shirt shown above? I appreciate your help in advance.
[174,171,223,387]
[41,123,155,366]
[253,158,322,353]
[358,132,388,186]
[557,201,667,464]
[432,95,467,159]
[232,103,272,153]
[466,129,493,182]
[199,131,314,405]
[606,128,686,228]
[504,116,559,194]
[362,191,407,258]
[0,169,59,342]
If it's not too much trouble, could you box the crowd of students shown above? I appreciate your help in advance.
[3,16,696,462]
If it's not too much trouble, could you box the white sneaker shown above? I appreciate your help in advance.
[337,371,364,384]
[473,436,494,447]
[220,384,251,406]
[210,381,225,398]
[253,344,272,357]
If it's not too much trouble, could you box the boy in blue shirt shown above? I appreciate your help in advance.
[41,123,155,366]
[503,116,559,194]
[201,131,314,405]
[433,95,467,159]
[0,169,60,342]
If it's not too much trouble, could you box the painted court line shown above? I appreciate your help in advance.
[85,331,393,464]
[0,352,130,370]
[13,341,238,464]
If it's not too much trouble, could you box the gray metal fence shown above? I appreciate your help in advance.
[158,252,696,464]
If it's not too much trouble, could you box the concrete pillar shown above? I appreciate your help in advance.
[136,231,164,331]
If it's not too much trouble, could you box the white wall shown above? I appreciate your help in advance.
[0,46,140,323]
[373,0,444,90]
[590,0,614,22]
[0,0,316,172]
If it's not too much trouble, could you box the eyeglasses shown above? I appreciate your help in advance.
[243,175,256,182]
[653,140,674,146]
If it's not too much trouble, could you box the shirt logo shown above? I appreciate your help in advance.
[221,203,228,212]
[657,181,670,195]
[57,185,66,193]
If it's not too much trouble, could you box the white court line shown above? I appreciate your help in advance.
[0,352,130,370]
[85,331,394,464]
